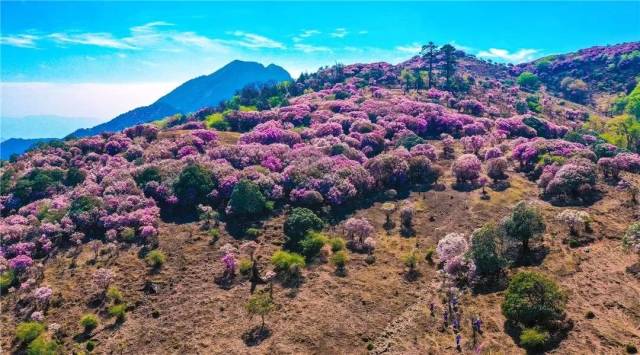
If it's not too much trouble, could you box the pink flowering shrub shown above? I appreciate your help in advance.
[452,154,482,185]
[344,217,375,252]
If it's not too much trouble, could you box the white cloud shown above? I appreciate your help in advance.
[294,44,331,53]
[0,34,40,48]
[2,82,179,119]
[477,48,539,63]
[395,42,422,54]
[292,29,321,42]
[229,31,285,49]
[330,28,348,38]
[358,30,368,35]
[48,32,138,49]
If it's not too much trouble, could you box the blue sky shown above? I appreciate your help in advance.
[1,1,639,125]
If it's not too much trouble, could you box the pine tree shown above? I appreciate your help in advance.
[420,41,438,88]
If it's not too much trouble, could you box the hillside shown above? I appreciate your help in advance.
[68,61,291,138]
[0,138,57,160]
[1,42,640,355]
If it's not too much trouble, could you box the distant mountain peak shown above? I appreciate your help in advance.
[67,60,291,139]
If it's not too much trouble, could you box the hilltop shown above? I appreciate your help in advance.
[1,42,640,355]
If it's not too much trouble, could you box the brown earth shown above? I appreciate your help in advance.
[2,153,640,355]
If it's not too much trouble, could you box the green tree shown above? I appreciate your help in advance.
[420,41,438,88]
[502,271,566,327]
[502,201,546,256]
[173,164,215,210]
[517,71,541,91]
[470,223,507,277]
[227,179,270,218]
[414,70,425,91]
[400,69,415,92]
[245,289,275,331]
[625,81,640,119]
[283,208,324,250]
[602,114,640,151]
[440,44,457,89]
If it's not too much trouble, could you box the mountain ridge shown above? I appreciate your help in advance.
[68,60,291,138]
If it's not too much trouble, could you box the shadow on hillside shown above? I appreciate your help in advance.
[503,318,573,354]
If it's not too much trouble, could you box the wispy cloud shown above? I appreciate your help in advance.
[228,31,285,49]
[294,43,331,53]
[330,28,348,38]
[477,48,539,63]
[0,34,40,48]
[358,30,368,35]
[293,29,321,42]
[49,32,137,49]
[395,42,422,54]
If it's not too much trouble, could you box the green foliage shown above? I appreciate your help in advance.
[15,322,45,343]
[328,237,346,252]
[424,246,435,264]
[525,95,542,113]
[626,82,640,119]
[470,223,507,277]
[86,340,96,352]
[517,71,541,91]
[106,286,124,303]
[245,289,274,328]
[535,59,552,72]
[227,179,269,218]
[209,228,220,243]
[519,327,550,350]
[627,343,638,354]
[68,195,103,218]
[330,250,349,270]
[0,269,16,290]
[108,304,127,321]
[173,164,215,209]
[204,112,230,131]
[238,259,253,277]
[283,208,324,250]
[26,336,58,355]
[402,250,420,270]
[134,166,161,187]
[601,114,640,151]
[515,101,528,114]
[396,133,425,150]
[245,228,261,239]
[503,201,546,255]
[502,271,566,327]
[611,96,629,116]
[299,232,327,259]
[64,167,86,187]
[271,250,305,275]
[145,250,166,268]
[12,168,65,204]
[80,314,99,332]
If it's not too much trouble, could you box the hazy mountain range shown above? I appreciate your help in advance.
[1,60,291,159]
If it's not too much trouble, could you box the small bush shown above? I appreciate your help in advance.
[238,259,253,277]
[173,164,216,210]
[627,343,638,354]
[283,208,324,250]
[585,310,595,319]
[15,322,45,343]
[299,232,327,259]
[145,250,166,268]
[519,327,550,350]
[209,228,220,243]
[106,286,123,303]
[328,237,346,252]
[26,336,58,355]
[86,339,96,352]
[108,304,127,321]
[245,228,261,239]
[0,269,16,290]
[271,250,305,282]
[80,314,99,332]
[330,250,349,271]
[402,250,420,271]
[424,247,435,264]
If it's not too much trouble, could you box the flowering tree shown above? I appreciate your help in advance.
[557,210,591,236]
[452,154,482,185]
[344,217,375,252]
